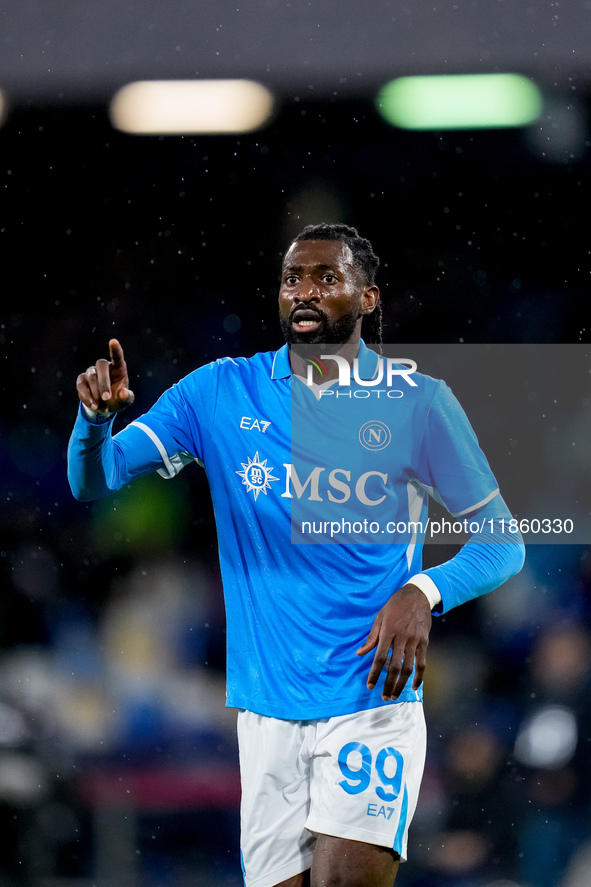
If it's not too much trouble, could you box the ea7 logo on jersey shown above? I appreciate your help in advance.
[236,452,279,501]
[240,416,271,433]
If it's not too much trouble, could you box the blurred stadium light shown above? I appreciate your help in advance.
[376,74,542,130]
[110,79,274,135]
[514,705,579,769]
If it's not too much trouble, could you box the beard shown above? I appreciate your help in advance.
[279,305,361,345]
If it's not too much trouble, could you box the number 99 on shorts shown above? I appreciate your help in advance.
[338,741,403,803]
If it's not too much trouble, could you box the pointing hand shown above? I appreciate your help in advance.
[76,339,135,414]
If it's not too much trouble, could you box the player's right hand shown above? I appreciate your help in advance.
[76,338,135,414]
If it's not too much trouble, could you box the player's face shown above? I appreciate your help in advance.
[278,240,377,345]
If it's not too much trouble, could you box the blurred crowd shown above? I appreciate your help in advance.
[407,544,591,887]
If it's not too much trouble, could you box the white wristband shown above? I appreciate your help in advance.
[407,573,442,610]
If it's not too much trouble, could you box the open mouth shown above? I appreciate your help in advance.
[291,309,324,333]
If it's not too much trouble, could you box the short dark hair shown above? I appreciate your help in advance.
[292,223,383,349]
[293,223,379,286]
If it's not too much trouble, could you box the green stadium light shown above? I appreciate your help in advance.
[376,74,542,130]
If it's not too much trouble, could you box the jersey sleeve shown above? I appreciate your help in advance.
[67,361,220,501]
[410,380,525,613]
[421,494,526,614]
[67,405,169,500]
[419,379,499,516]
[128,360,220,473]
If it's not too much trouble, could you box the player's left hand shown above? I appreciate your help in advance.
[356,583,432,701]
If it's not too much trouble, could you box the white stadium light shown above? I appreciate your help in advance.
[109,79,274,135]
[110,80,273,135]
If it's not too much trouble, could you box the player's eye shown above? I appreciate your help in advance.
[323,274,337,283]
[284,275,299,285]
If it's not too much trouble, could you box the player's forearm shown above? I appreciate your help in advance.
[67,406,123,500]
[68,404,171,501]
[418,497,525,614]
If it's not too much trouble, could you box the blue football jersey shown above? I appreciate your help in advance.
[93,341,502,719]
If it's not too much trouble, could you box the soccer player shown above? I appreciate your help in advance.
[68,224,525,887]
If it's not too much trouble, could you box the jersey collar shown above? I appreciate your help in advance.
[270,340,380,381]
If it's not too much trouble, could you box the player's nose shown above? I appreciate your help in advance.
[295,281,321,301]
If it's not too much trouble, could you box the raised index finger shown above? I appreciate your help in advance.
[109,338,125,367]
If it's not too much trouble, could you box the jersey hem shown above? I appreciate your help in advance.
[226,692,423,720]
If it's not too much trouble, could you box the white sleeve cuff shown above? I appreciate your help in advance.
[407,573,442,609]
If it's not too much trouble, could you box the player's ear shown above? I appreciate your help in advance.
[361,285,380,315]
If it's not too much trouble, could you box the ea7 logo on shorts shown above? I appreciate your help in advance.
[367,804,395,820]
[359,421,392,451]
[236,452,279,501]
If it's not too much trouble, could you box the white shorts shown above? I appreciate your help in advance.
[237,702,426,887]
